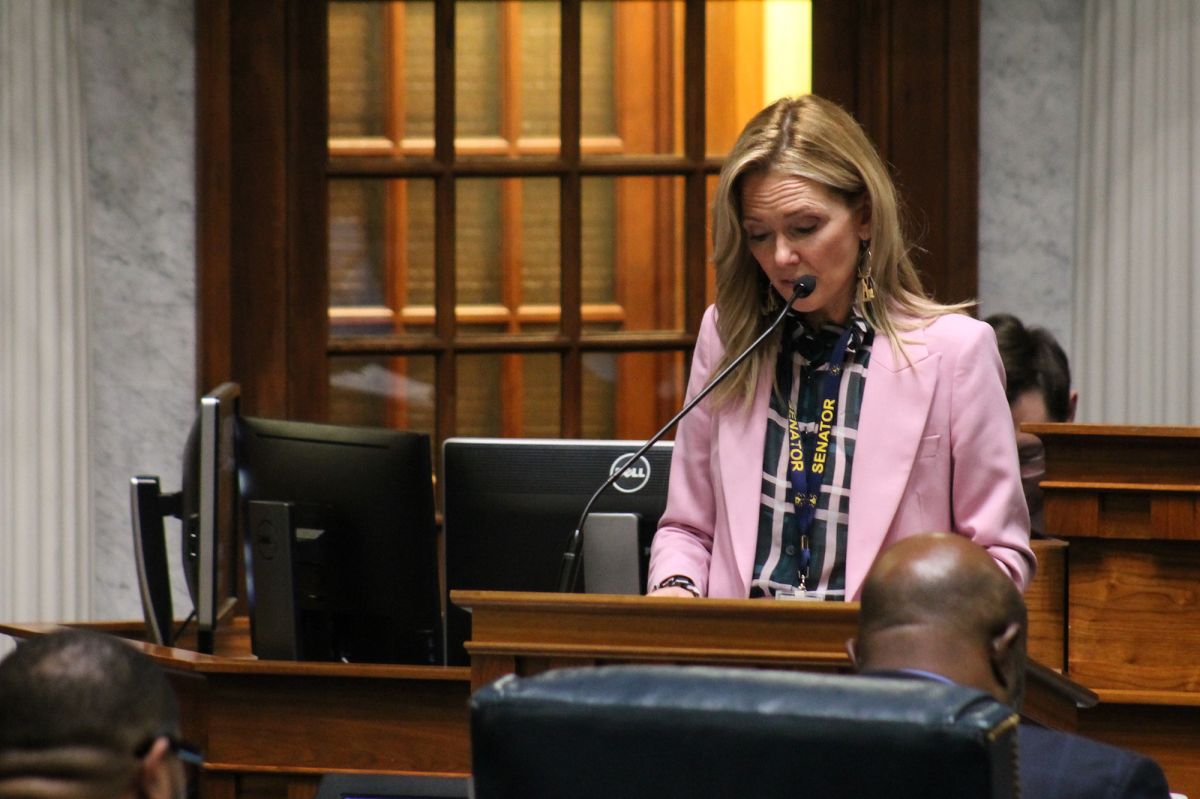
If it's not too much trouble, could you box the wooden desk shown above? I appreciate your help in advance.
[0,620,472,799]
[1026,423,1200,796]
[1028,423,1200,691]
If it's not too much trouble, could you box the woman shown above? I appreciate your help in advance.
[648,96,1035,599]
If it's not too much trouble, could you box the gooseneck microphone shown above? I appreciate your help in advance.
[556,275,817,592]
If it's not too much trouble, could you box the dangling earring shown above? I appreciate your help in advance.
[857,239,877,303]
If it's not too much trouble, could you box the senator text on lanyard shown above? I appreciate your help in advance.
[786,325,855,585]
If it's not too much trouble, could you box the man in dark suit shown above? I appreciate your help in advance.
[846,532,1172,799]
[0,628,198,799]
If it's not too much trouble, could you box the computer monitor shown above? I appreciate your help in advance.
[131,382,241,653]
[441,437,674,666]
[238,416,441,665]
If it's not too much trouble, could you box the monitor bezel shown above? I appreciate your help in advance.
[197,382,241,654]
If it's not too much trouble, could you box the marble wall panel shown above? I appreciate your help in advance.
[978,0,1083,355]
[82,0,196,621]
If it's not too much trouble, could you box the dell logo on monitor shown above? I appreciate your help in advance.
[610,453,651,494]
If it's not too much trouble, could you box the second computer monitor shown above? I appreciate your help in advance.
[239,416,441,665]
[441,437,674,665]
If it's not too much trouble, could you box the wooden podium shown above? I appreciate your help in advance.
[457,590,858,692]
[452,590,1093,731]
[1026,423,1200,795]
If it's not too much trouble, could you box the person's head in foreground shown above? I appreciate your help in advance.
[847,531,1027,708]
[0,629,196,799]
[846,533,1174,799]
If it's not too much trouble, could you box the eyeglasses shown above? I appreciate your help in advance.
[134,736,203,799]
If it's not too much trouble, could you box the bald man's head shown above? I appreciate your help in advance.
[849,533,1027,707]
[0,630,185,799]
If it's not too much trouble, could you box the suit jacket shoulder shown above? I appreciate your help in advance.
[886,310,992,355]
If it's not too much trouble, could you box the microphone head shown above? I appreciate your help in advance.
[792,275,817,300]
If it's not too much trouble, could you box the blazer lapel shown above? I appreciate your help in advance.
[845,329,939,596]
[717,366,774,595]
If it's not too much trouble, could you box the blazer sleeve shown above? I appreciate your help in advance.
[945,319,1037,589]
[646,306,722,594]
[1017,724,1171,799]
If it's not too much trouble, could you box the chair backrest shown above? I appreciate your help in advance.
[471,665,1018,799]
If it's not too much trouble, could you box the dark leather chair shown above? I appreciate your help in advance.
[471,665,1018,799]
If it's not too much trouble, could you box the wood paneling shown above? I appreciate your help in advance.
[228,2,289,417]
[1067,540,1200,692]
[1031,424,1200,798]
[197,1,328,420]
[196,0,233,395]
[1033,423,1200,486]
[1028,424,1200,694]
[1025,537,1066,671]
[943,0,980,303]
[810,0,857,117]
[285,0,331,422]
[1046,489,1198,541]
[557,0,582,436]
[812,0,978,307]
[204,674,469,773]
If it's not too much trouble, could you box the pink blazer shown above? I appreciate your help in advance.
[647,306,1036,599]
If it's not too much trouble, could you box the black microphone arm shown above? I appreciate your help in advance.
[555,275,817,592]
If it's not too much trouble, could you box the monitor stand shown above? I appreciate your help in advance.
[582,512,642,595]
[130,476,181,647]
[247,500,335,661]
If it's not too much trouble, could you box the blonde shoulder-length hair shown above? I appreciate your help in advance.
[709,95,970,408]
